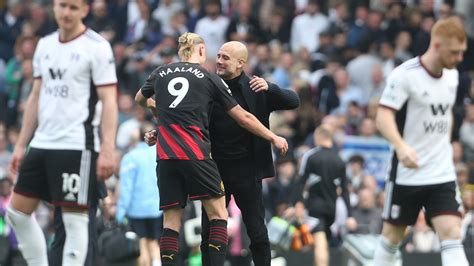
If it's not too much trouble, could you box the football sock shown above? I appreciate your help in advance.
[160,228,179,265]
[6,206,48,266]
[208,219,228,266]
[62,212,89,265]
[373,236,399,266]
[440,239,469,266]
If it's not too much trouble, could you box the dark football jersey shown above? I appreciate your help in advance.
[141,62,238,160]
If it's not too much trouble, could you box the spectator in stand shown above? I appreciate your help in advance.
[0,0,24,62]
[347,154,365,190]
[364,64,385,105]
[366,10,386,44]
[346,36,381,93]
[331,68,363,115]
[124,0,161,48]
[379,40,396,78]
[385,1,406,42]
[291,0,329,54]
[344,101,364,135]
[252,44,273,78]
[271,52,293,90]
[225,0,261,43]
[194,0,229,59]
[347,4,369,49]
[358,118,379,138]
[184,0,204,32]
[4,36,37,128]
[394,31,413,63]
[27,2,55,37]
[152,0,183,36]
[261,7,290,45]
[87,0,115,42]
[346,188,382,234]
[455,0,474,38]
[412,15,435,56]
[328,1,350,33]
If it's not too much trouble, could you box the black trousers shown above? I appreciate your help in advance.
[201,157,270,266]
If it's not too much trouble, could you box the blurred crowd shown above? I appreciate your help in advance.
[0,0,474,265]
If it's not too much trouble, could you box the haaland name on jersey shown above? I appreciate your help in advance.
[158,66,204,78]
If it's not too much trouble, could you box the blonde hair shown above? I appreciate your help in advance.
[315,124,333,140]
[431,17,466,43]
[178,32,204,60]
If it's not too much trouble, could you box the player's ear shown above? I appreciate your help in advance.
[199,44,206,57]
[433,37,443,51]
[238,59,246,68]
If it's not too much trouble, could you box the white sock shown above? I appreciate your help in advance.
[152,259,162,266]
[62,212,89,266]
[440,239,469,266]
[6,206,48,266]
[373,236,399,266]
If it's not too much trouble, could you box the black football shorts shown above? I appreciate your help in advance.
[128,216,163,240]
[382,181,462,225]
[157,159,225,210]
[14,148,99,208]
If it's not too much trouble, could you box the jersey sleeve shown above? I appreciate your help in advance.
[209,73,238,111]
[140,67,161,98]
[298,151,312,181]
[91,41,117,87]
[32,38,44,79]
[379,67,410,110]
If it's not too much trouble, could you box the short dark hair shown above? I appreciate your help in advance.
[349,154,365,165]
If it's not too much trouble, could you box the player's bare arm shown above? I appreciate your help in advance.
[97,85,118,180]
[376,106,419,169]
[135,89,148,107]
[135,89,157,109]
[226,105,288,156]
[9,79,42,177]
[135,89,157,117]
[146,97,157,115]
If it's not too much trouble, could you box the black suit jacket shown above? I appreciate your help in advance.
[210,72,300,179]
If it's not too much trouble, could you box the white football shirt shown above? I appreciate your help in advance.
[30,29,117,152]
[379,57,458,186]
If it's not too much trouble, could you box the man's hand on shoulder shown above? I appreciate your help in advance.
[250,75,268,92]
